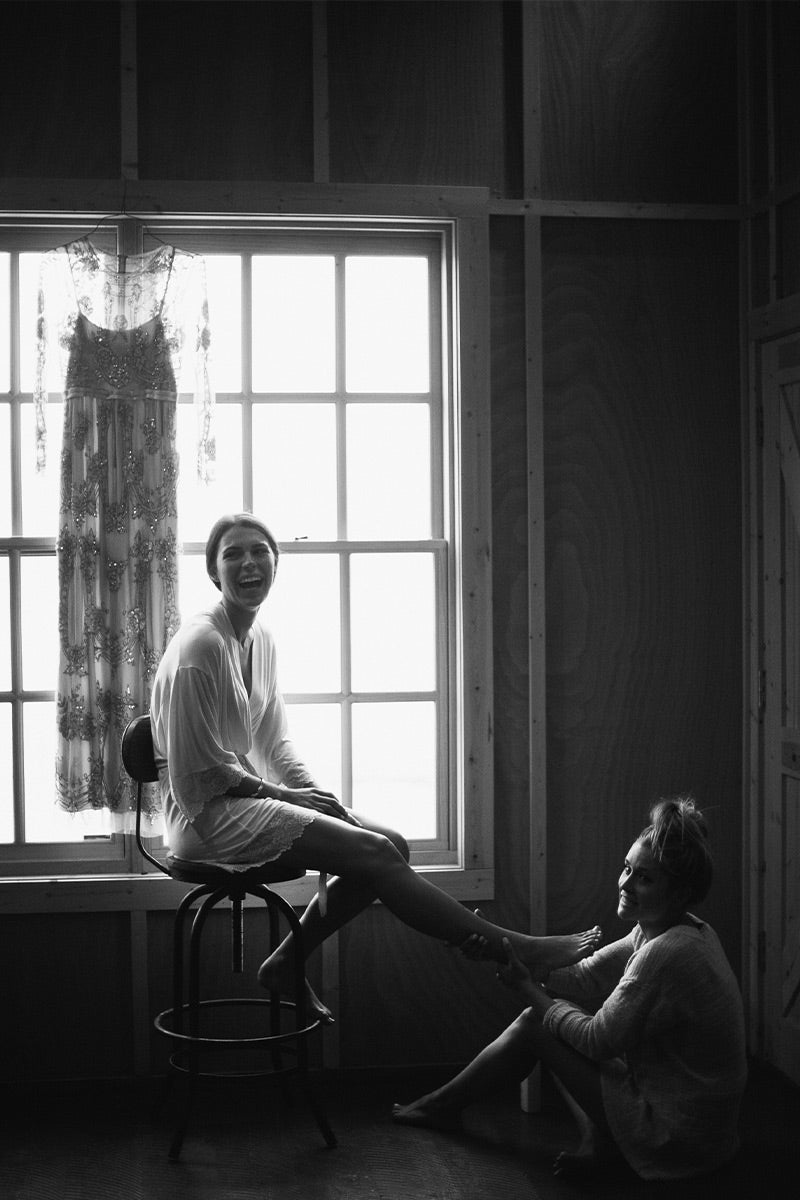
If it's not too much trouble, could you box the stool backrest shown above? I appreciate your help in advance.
[122,714,168,875]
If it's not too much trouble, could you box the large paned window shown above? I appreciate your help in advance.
[0,217,492,886]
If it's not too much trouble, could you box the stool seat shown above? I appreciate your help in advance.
[166,855,306,888]
[121,713,335,1161]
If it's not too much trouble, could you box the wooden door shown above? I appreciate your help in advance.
[761,334,800,1086]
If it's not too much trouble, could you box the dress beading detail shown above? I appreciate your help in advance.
[36,239,214,822]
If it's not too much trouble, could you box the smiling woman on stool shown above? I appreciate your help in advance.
[150,513,601,1025]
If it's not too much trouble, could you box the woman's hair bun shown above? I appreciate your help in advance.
[639,793,713,904]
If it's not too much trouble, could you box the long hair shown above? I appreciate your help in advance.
[638,794,713,904]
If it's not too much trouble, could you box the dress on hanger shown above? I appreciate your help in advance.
[35,238,214,825]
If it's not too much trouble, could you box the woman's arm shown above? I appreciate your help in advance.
[544,940,664,1062]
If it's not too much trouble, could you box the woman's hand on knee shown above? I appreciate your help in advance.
[280,786,362,826]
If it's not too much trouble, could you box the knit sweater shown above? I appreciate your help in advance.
[544,916,747,1180]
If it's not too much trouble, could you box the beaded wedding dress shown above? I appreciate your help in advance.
[35,238,213,825]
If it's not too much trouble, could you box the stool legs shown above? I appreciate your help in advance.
[155,881,336,1159]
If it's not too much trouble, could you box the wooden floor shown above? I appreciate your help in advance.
[1,1060,798,1200]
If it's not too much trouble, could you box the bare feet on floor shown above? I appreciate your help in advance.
[256,960,334,1024]
[391,1099,463,1132]
[552,1137,623,1177]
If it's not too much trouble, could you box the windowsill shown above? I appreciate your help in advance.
[0,866,495,914]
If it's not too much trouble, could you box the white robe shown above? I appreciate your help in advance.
[150,603,316,869]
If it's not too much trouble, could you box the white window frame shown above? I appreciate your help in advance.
[0,209,493,904]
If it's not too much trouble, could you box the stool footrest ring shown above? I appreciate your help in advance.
[155,997,321,1046]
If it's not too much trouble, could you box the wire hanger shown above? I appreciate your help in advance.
[51,179,195,256]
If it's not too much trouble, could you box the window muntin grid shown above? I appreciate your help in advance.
[0,221,460,874]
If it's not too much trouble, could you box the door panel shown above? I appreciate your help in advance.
[762,338,800,1085]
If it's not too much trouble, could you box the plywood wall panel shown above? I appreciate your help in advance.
[779,197,800,300]
[542,218,742,968]
[0,1,120,178]
[137,1,314,181]
[539,1,738,203]
[337,907,522,1069]
[327,0,511,188]
[2,913,133,1081]
[775,0,800,190]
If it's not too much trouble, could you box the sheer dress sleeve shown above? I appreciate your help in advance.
[35,247,76,471]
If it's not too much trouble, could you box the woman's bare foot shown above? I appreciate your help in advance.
[392,1098,463,1131]
[257,958,334,1024]
[520,926,602,973]
[552,1131,622,1176]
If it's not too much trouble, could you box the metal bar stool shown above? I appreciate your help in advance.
[122,713,337,1160]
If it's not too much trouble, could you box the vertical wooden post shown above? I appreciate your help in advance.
[120,2,139,184]
[521,0,545,1116]
[313,2,331,184]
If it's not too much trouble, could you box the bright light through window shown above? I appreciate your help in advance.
[346,403,431,540]
[252,403,338,542]
[21,400,62,536]
[346,256,430,394]
[177,402,243,541]
[0,555,9,690]
[252,256,336,393]
[0,252,9,393]
[352,701,437,838]
[0,706,12,843]
[20,556,58,691]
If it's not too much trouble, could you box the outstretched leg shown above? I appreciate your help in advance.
[393,1007,542,1128]
[258,814,600,983]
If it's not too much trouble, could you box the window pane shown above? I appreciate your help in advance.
[252,403,337,541]
[0,557,9,688]
[20,555,58,690]
[0,252,9,392]
[23,700,107,841]
[351,553,435,692]
[252,256,335,393]
[179,254,241,393]
[21,399,62,535]
[177,550,219,622]
[20,253,62,393]
[347,404,431,540]
[177,401,242,541]
[0,704,12,842]
[0,405,10,533]
[284,702,341,798]
[261,553,340,693]
[352,701,436,838]
[346,256,430,393]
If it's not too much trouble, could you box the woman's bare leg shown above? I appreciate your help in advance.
[392,1007,542,1128]
[257,817,410,1007]
[393,1006,616,1170]
[257,815,600,983]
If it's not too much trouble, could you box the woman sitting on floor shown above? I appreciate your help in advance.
[394,795,747,1182]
